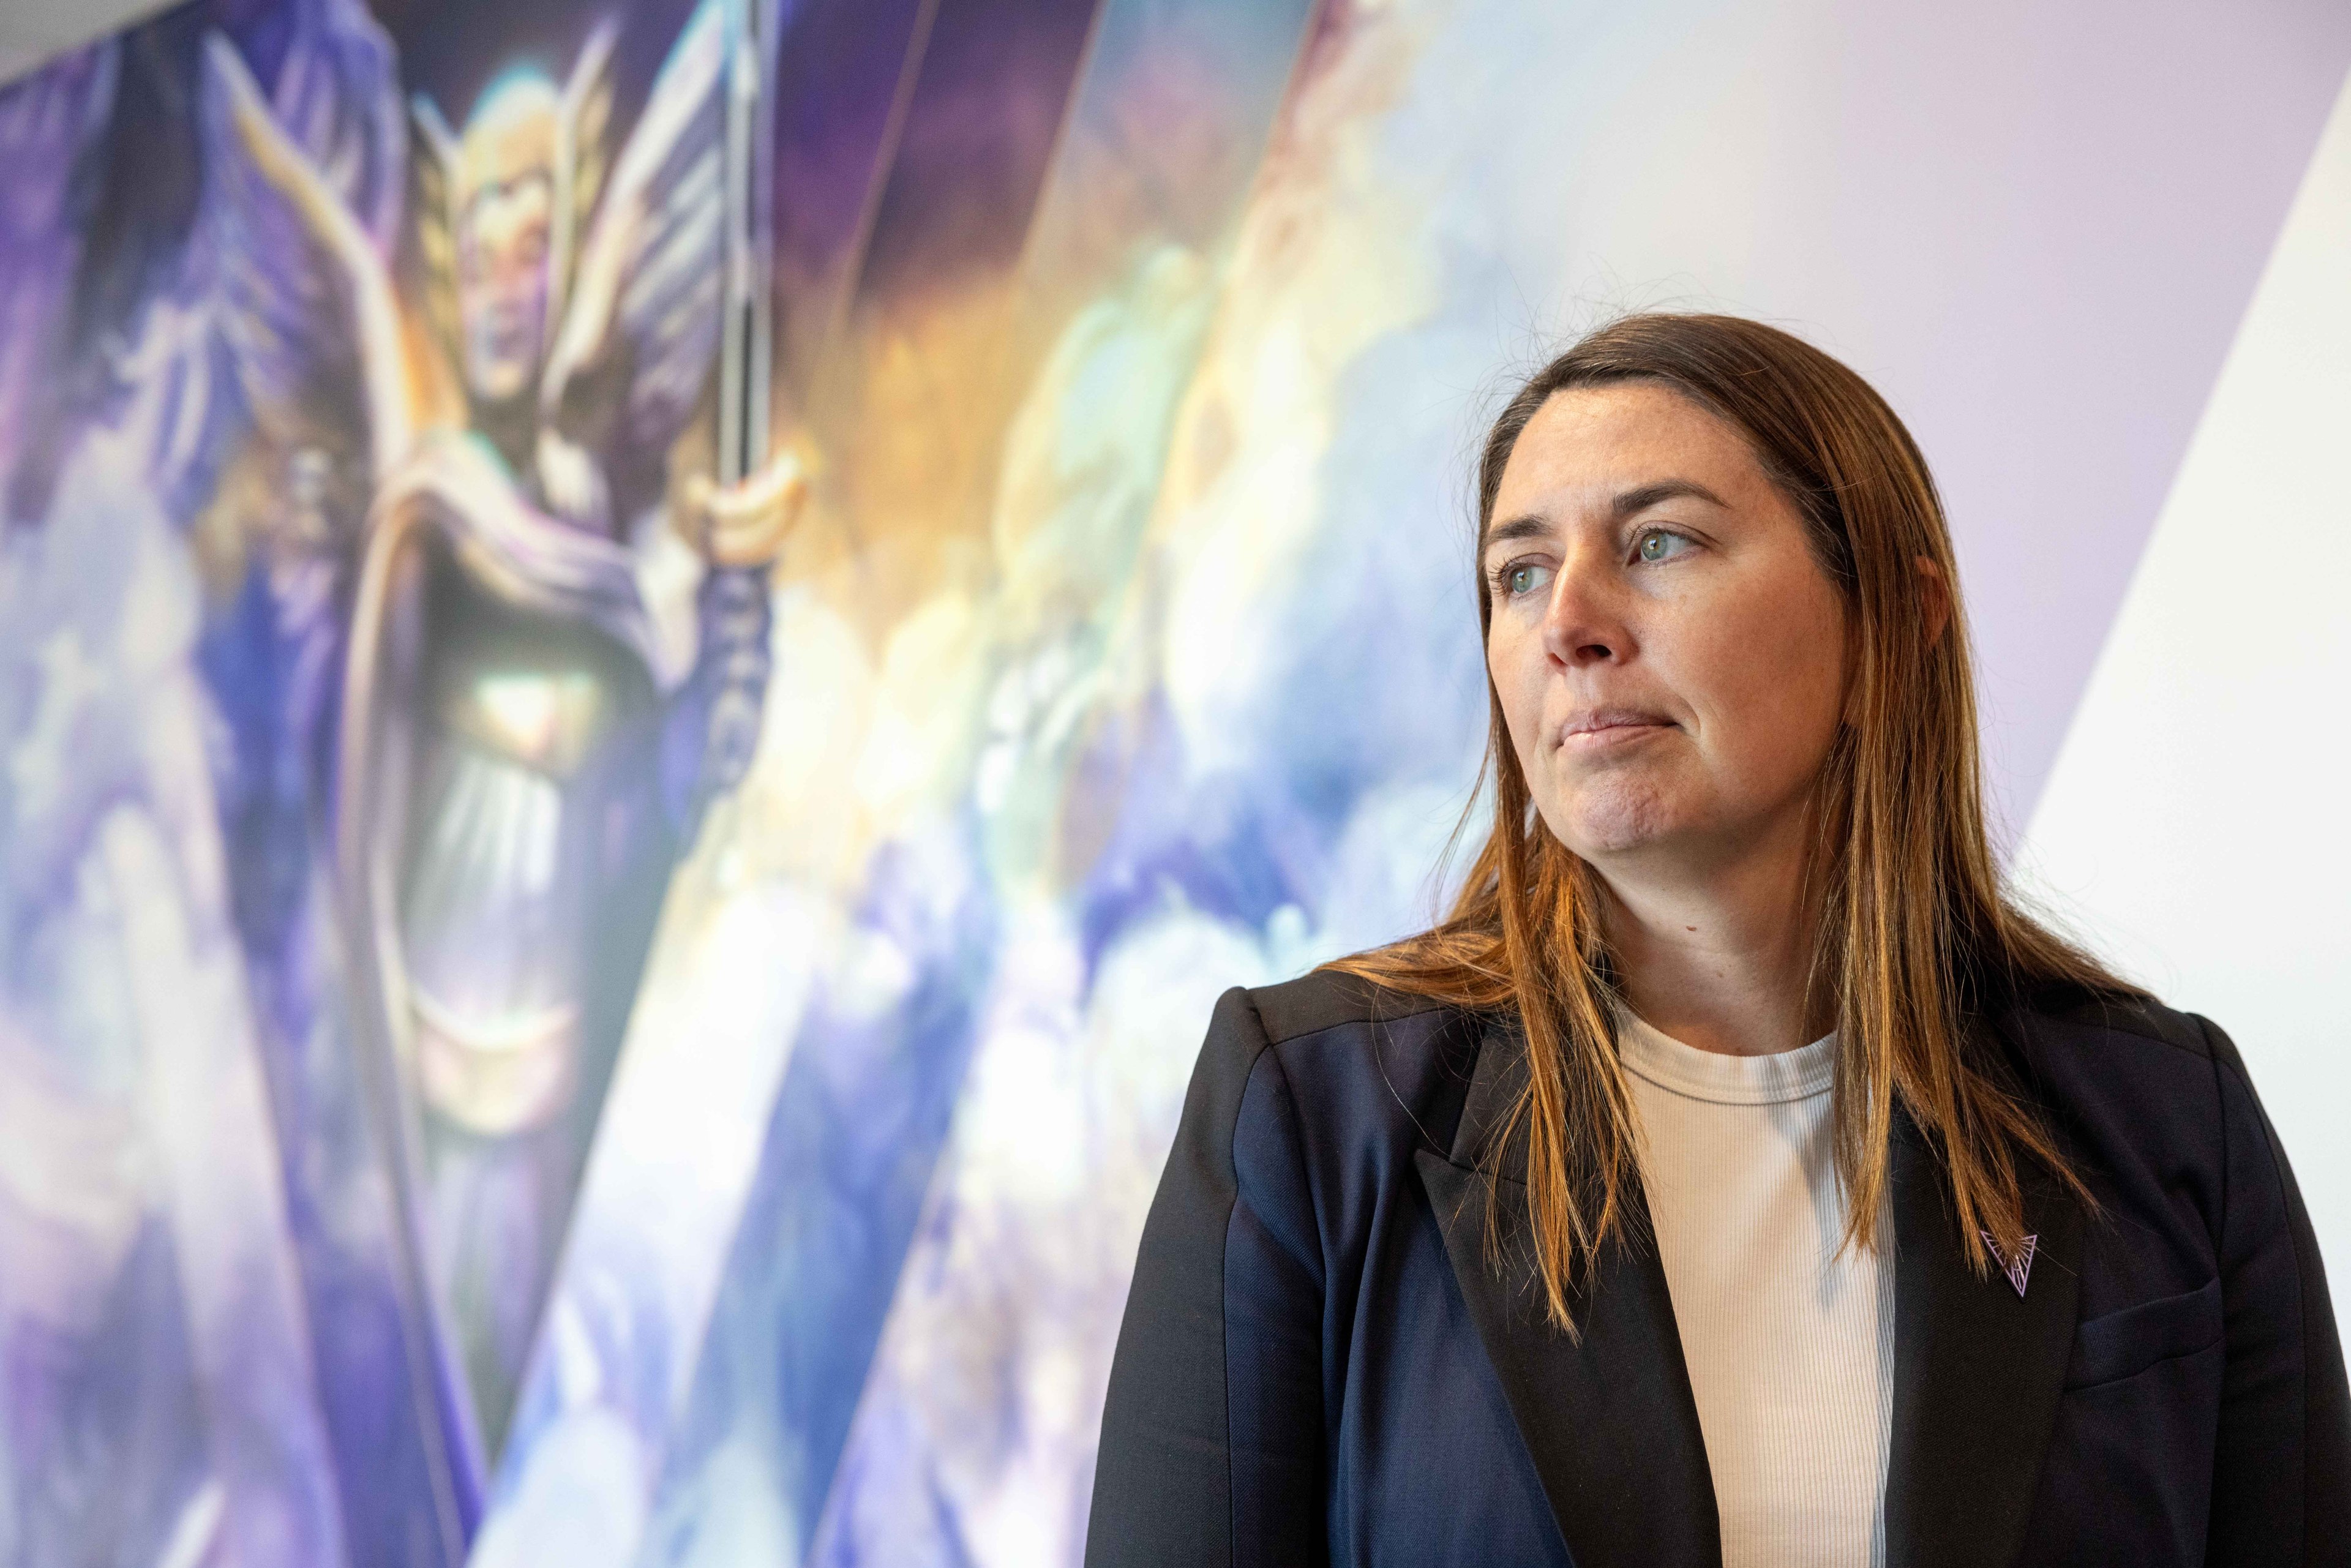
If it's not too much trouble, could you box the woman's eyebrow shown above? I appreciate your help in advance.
[1611,478,1726,518]
[1481,479,1726,552]
[1480,514,1552,552]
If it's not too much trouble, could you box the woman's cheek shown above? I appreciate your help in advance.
[1490,634,1539,740]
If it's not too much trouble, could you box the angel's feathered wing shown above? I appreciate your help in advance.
[199,24,411,490]
[537,0,731,519]
[549,21,619,354]
[400,96,463,411]
[261,0,406,247]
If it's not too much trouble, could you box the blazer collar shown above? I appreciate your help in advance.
[1417,1008,2083,1568]
[1415,1016,1722,1568]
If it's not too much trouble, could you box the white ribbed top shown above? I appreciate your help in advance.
[1618,1009,1894,1568]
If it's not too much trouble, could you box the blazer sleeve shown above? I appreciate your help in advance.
[2199,1015,2351,1566]
[1086,986,1329,1568]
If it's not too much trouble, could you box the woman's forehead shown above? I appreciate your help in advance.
[1491,384,1763,526]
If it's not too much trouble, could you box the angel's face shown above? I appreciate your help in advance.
[455,82,560,405]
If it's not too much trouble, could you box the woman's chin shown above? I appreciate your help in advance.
[1542,788,1689,861]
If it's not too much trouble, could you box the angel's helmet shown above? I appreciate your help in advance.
[453,70,562,406]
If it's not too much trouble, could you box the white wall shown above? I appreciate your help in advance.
[2023,68,2351,1304]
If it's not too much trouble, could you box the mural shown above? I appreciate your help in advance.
[0,0,1370,1562]
[4,0,2349,1564]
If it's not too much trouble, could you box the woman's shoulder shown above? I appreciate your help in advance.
[1197,967,1496,1155]
[1232,966,1477,1046]
[2009,987,2334,1335]
[2016,981,2221,1057]
[2008,982,2264,1165]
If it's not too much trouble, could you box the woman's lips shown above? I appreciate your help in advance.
[1560,714,1675,749]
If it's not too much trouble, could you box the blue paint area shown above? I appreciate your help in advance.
[654,816,999,1561]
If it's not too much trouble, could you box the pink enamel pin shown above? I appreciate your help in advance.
[1981,1231,2039,1298]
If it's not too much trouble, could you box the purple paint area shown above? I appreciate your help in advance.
[1,1225,209,1565]
[372,0,699,135]
[851,0,1104,310]
[768,0,930,395]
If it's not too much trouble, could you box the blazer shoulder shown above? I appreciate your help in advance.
[2019,983,2216,1060]
[1242,965,1464,1046]
[1227,967,1490,1182]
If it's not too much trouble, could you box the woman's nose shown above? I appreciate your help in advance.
[1541,550,1629,667]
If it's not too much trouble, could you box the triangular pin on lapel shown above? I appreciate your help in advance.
[1883,1026,2086,1568]
[1979,1231,2039,1298]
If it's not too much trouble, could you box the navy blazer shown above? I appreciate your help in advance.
[1086,970,2351,1567]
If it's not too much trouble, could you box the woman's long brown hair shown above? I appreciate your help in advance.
[1329,313,2136,1330]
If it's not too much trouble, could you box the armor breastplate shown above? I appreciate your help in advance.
[396,559,650,1136]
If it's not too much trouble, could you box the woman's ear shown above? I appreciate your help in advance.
[1915,553,1952,648]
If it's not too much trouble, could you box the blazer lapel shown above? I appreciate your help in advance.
[1883,1102,2085,1568]
[1412,1019,1720,1568]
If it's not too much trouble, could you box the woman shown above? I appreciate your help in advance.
[1086,315,2349,1567]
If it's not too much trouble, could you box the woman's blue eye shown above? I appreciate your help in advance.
[1502,563,1551,598]
[1636,528,1692,563]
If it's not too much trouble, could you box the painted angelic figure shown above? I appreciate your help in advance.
[198,0,800,1479]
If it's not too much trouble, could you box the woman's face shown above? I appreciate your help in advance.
[1482,382,1850,876]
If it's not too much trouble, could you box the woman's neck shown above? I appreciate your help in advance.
[1594,816,1828,1059]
